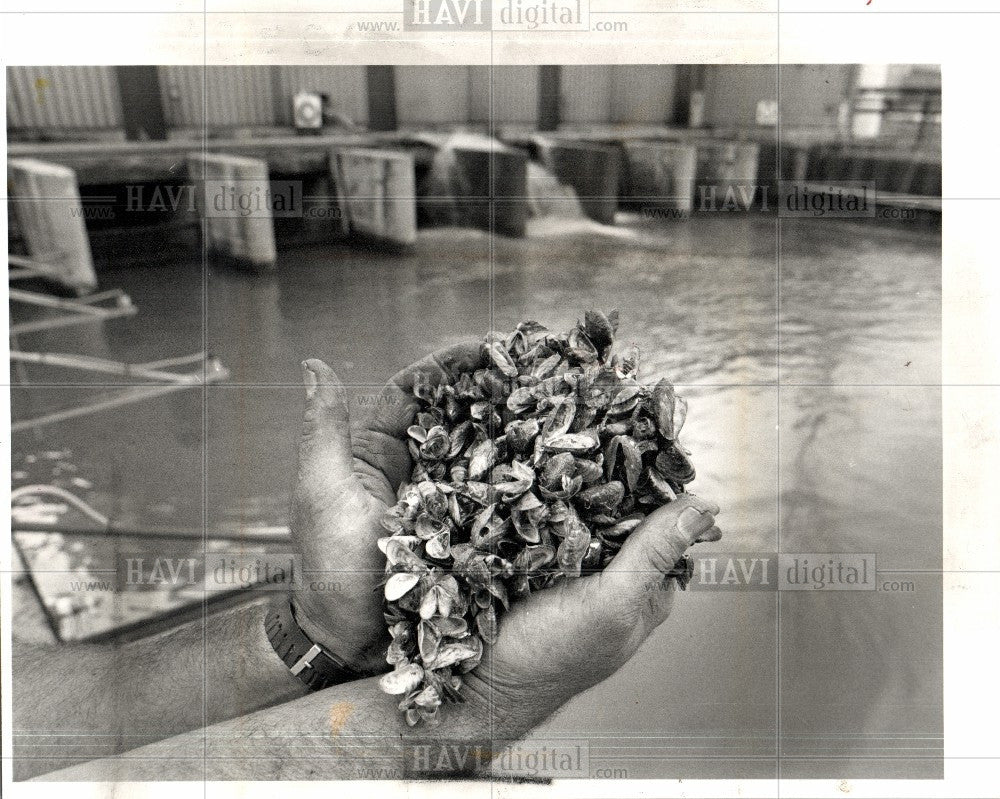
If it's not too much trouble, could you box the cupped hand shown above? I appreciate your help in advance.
[470,493,721,719]
[290,344,483,673]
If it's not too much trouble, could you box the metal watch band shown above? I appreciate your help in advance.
[264,597,360,691]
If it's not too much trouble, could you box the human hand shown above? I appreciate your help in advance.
[466,493,721,724]
[290,344,483,673]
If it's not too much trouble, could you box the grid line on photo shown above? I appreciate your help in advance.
[200,10,209,790]
[1,8,998,14]
[776,41,783,796]
[487,40,497,799]
[0,382,977,387]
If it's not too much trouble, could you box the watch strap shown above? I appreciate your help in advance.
[265,597,360,691]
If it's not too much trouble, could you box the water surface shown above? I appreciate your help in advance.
[10,212,942,778]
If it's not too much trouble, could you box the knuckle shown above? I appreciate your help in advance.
[300,402,322,431]
[645,531,688,575]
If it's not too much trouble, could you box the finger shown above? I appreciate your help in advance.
[366,340,485,437]
[695,524,723,544]
[395,339,485,389]
[603,493,721,592]
[298,359,355,487]
[584,494,719,633]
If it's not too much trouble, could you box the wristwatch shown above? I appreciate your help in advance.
[265,597,360,691]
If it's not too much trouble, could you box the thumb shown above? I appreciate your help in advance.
[298,358,355,488]
[600,494,721,616]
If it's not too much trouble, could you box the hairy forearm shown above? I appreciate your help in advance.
[13,598,306,780]
[34,670,557,781]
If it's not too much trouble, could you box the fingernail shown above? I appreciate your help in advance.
[302,361,318,399]
[686,494,721,516]
[677,506,715,539]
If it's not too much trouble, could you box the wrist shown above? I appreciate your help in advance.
[461,668,563,742]
[394,670,560,779]
[289,594,387,676]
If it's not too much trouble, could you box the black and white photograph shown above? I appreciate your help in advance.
[0,6,992,797]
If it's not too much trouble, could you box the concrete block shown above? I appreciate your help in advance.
[620,142,698,213]
[534,138,620,224]
[187,152,277,270]
[8,158,98,294]
[417,138,528,238]
[453,145,528,238]
[693,141,761,186]
[332,148,417,246]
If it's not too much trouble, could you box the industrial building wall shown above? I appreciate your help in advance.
[777,65,855,133]
[561,66,614,123]
[554,65,678,126]
[6,66,123,135]
[702,64,854,134]
[159,66,369,130]
[274,66,369,126]
[610,65,677,124]
[8,63,865,140]
[7,64,676,138]
[468,66,540,127]
[395,66,472,127]
[158,66,277,130]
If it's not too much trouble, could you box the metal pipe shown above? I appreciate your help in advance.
[9,264,75,283]
[9,253,65,268]
[11,366,230,433]
[78,289,131,305]
[138,351,210,370]
[13,522,291,544]
[9,288,125,314]
[10,310,136,335]
[10,351,204,384]
[10,285,135,333]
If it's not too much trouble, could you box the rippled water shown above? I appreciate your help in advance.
[11,212,941,778]
[503,214,942,778]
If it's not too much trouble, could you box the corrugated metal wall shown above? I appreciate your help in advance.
[610,65,675,124]
[6,66,123,131]
[158,66,277,129]
[156,66,369,129]
[469,66,539,126]
[395,66,471,127]
[275,66,368,126]
[7,64,376,135]
[11,64,839,138]
[703,64,853,133]
[561,66,614,124]
[5,65,675,135]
